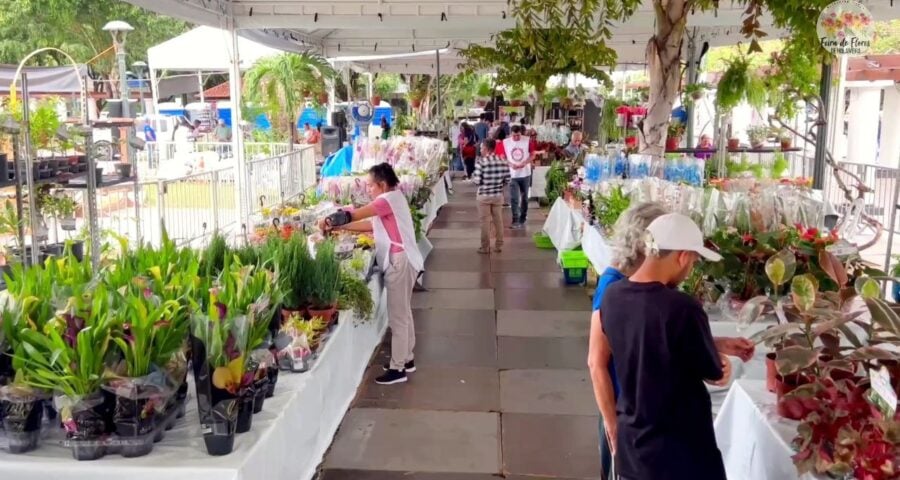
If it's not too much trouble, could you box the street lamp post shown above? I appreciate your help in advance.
[132,60,147,115]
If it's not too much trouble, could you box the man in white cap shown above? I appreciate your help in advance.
[599,213,734,480]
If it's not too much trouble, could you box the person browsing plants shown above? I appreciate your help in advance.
[503,124,534,229]
[472,139,510,254]
[318,163,423,385]
[598,212,750,480]
[587,204,755,479]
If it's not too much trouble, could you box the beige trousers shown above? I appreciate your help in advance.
[477,194,504,249]
[385,252,417,371]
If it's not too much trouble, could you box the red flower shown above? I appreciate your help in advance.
[741,233,755,245]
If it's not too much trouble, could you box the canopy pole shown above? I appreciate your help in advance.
[198,71,205,104]
[685,28,698,147]
[149,66,160,115]
[436,49,442,126]
[227,13,249,232]
[813,61,833,191]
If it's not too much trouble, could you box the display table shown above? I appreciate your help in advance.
[715,380,812,480]
[542,198,585,252]
[0,277,388,480]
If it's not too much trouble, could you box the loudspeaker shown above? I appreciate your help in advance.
[321,126,342,158]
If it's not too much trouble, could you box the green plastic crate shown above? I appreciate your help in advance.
[559,249,589,269]
[532,232,554,249]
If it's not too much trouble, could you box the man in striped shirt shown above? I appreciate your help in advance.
[473,138,511,254]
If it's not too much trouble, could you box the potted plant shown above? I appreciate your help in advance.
[666,121,685,151]
[106,286,185,457]
[308,241,341,325]
[727,137,741,150]
[276,234,314,321]
[776,128,793,150]
[338,270,375,321]
[682,82,710,105]
[0,379,48,453]
[746,125,769,149]
[11,284,116,460]
[715,54,767,112]
[115,162,133,179]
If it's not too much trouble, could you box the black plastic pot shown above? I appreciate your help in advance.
[191,335,238,456]
[1,398,44,453]
[93,167,104,185]
[175,374,188,420]
[0,154,7,184]
[236,388,254,433]
[115,163,133,179]
[68,399,110,461]
[42,243,64,258]
[265,365,278,398]
[69,240,85,261]
[252,377,268,414]
[114,396,156,457]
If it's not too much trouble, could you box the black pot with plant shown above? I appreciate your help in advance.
[190,335,238,456]
[265,364,278,398]
[0,386,47,454]
[252,375,268,414]
[64,391,112,461]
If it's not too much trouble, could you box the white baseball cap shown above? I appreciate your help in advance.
[646,213,722,262]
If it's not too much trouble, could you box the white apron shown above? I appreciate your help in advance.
[372,190,424,274]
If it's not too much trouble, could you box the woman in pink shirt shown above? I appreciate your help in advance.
[319,163,424,385]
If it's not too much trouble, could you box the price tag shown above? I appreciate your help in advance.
[201,423,213,435]
[867,367,897,419]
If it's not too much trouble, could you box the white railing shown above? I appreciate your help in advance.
[137,141,299,178]
[247,145,317,216]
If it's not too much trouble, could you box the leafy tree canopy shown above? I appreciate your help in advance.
[0,0,188,79]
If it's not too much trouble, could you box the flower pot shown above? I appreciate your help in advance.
[371,95,381,106]
[191,335,238,456]
[175,374,189,419]
[308,305,337,326]
[765,353,777,393]
[0,154,7,185]
[64,392,113,461]
[775,374,810,420]
[114,396,156,457]
[235,389,254,433]
[750,140,766,149]
[727,138,741,150]
[60,215,77,231]
[510,100,523,107]
[665,137,680,151]
[252,377,268,414]
[281,307,306,323]
[93,167,104,184]
[690,90,705,101]
[68,240,85,261]
[115,163,133,179]
[265,365,278,398]
[779,138,792,150]
[0,398,44,453]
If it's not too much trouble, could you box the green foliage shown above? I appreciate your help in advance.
[374,73,401,99]
[338,271,374,319]
[275,234,313,310]
[872,20,900,54]
[545,161,569,205]
[594,186,631,234]
[109,289,184,378]
[716,53,768,111]
[601,97,624,143]
[461,0,640,99]
[244,52,336,140]
[772,151,789,179]
[310,241,341,308]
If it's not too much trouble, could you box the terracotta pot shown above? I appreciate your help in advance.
[775,374,810,420]
[780,138,792,150]
[371,95,381,106]
[665,137,680,151]
[727,138,741,150]
[765,353,777,393]
[411,98,422,108]
[281,307,306,323]
[308,305,337,326]
[510,100,522,107]
[317,92,329,105]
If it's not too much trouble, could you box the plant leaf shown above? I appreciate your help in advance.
[791,274,817,312]
[818,250,848,287]
[775,345,819,375]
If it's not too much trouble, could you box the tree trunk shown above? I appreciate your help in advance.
[533,87,545,125]
[643,0,689,157]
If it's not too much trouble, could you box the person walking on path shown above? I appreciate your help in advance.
[599,213,748,480]
[503,125,534,228]
[319,163,424,385]
[474,113,489,146]
[587,204,755,480]
[449,120,462,172]
[472,138,510,254]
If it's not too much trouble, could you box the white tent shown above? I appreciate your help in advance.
[147,25,284,109]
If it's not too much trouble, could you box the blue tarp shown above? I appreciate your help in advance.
[297,107,325,129]
[321,145,354,177]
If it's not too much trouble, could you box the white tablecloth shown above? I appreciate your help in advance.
[715,380,811,480]
[542,198,584,252]
[582,226,613,273]
[531,166,551,198]
[0,278,389,480]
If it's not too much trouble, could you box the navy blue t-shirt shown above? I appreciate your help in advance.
[592,266,625,398]
[600,279,726,480]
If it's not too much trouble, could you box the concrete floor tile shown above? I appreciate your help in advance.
[502,413,601,478]
[423,271,493,289]
[496,310,590,337]
[498,336,589,370]
[413,333,498,368]
[494,288,592,311]
[355,365,499,412]
[489,248,559,261]
[412,289,495,310]
[499,370,595,415]
[428,228,484,239]
[491,272,568,289]
[414,309,496,337]
[425,252,493,272]
[321,471,504,480]
[325,408,500,473]
[490,258,560,273]
[429,238,483,250]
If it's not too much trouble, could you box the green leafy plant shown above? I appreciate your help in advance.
[746,125,770,147]
[594,185,632,234]
[667,120,685,139]
[310,240,341,309]
[338,271,374,319]
[682,82,710,107]
[771,151,789,179]
[276,234,314,310]
[109,288,184,378]
[716,54,768,111]
[545,161,569,205]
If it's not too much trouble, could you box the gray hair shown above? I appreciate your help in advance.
[609,201,670,274]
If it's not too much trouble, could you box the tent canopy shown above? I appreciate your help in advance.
[147,25,283,72]
[0,64,88,94]
[128,0,900,67]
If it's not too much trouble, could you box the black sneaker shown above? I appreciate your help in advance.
[382,360,416,373]
[375,369,407,385]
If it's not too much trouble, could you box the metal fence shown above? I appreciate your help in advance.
[137,141,297,176]
[823,161,900,233]
[64,144,318,249]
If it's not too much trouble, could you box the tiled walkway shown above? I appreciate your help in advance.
[320,180,598,479]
